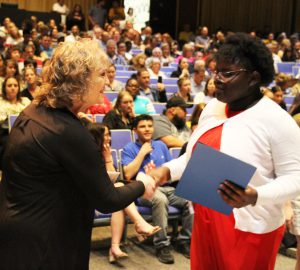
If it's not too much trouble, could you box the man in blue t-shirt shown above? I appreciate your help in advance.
[121,114,193,264]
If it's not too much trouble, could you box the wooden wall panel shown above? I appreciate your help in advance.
[176,0,298,37]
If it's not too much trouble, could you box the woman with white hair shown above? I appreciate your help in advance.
[0,40,155,270]
[147,57,167,80]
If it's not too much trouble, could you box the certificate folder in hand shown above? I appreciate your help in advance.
[175,143,257,215]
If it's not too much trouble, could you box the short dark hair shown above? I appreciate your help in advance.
[136,68,149,77]
[24,57,37,69]
[216,33,274,86]
[132,114,153,129]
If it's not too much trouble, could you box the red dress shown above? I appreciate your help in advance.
[190,107,285,270]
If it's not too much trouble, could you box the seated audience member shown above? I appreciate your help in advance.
[145,47,163,68]
[121,114,193,264]
[153,96,192,148]
[39,35,54,60]
[106,39,127,66]
[103,90,134,129]
[176,43,195,64]
[117,41,132,64]
[194,77,216,104]
[271,85,287,110]
[161,42,174,67]
[189,103,206,131]
[104,64,124,92]
[125,78,156,115]
[4,59,20,80]
[175,77,193,103]
[5,24,23,46]
[147,58,167,80]
[171,57,190,78]
[178,24,193,45]
[190,66,206,94]
[130,53,147,72]
[21,67,40,100]
[170,40,181,58]
[195,26,211,52]
[137,69,167,103]
[205,54,217,76]
[0,76,31,168]
[84,122,160,263]
[24,57,38,71]
[65,25,80,43]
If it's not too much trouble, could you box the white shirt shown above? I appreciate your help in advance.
[164,97,300,233]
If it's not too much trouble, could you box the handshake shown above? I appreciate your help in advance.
[136,167,171,200]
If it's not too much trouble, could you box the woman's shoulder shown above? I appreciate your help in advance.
[20,97,31,106]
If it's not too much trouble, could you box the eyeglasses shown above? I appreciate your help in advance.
[213,69,248,83]
[127,84,138,88]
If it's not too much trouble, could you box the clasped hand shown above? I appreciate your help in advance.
[218,180,258,208]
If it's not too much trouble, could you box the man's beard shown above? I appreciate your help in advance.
[172,114,186,130]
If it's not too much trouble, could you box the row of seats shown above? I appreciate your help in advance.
[115,62,179,71]
[277,62,300,75]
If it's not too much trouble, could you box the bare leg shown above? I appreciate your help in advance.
[124,200,160,235]
[296,236,300,270]
[110,183,128,259]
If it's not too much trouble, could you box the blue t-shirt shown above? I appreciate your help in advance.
[121,140,172,176]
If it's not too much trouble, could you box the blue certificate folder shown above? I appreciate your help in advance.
[175,143,257,215]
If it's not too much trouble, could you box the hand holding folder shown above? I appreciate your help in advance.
[175,143,257,215]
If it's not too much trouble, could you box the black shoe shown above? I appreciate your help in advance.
[156,246,175,264]
[176,241,190,259]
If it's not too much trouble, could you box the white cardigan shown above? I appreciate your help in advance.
[164,96,300,233]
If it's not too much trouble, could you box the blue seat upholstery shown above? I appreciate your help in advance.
[104,92,119,102]
[116,70,136,77]
[150,78,178,85]
[161,66,176,73]
[284,95,295,105]
[153,103,166,114]
[169,147,182,159]
[94,114,105,123]
[8,114,18,132]
[277,62,295,74]
[110,129,133,151]
[115,76,130,83]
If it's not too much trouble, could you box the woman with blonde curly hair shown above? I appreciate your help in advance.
[0,40,156,270]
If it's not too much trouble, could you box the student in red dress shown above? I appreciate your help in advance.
[147,33,300,270]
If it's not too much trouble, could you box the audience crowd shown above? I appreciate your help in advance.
[1,0,300,266]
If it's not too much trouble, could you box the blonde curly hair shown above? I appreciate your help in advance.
[36,39,110,109]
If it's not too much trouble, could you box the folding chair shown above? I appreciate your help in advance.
[104,92,119,102]
[277,62,295,74]
[110,129,133,151]
[8,114,18,132]
[94,114,105,123]
[169,147,182,159]
[153,103,166,114]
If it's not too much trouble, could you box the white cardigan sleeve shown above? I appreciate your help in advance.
[163,153,188,181]
[256,115,300,205]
